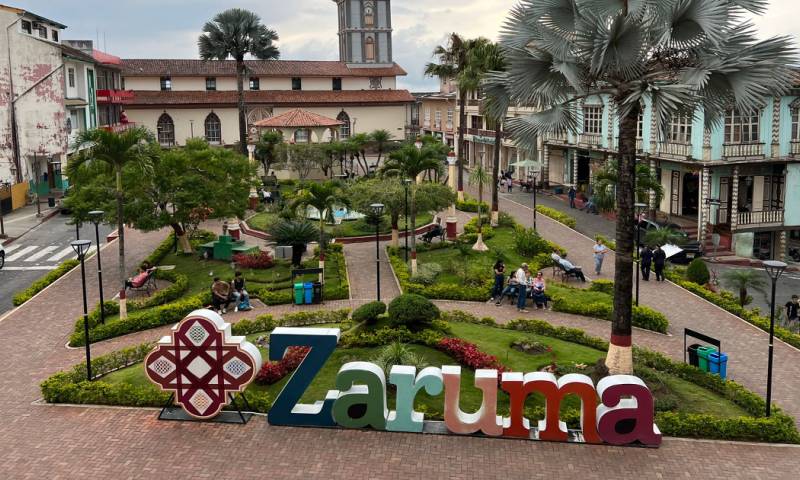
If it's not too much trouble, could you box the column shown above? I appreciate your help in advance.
[771,97,781,158]
[703,128,712,162]
[779,230,788,261]
[572,149,579,186]
[543,143,550,189]
[700,166,711,246]
[607,99,615,148]
[649,156,657,212]
[731,166,739,233]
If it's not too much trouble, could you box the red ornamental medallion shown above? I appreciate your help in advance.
[145,309,262,419]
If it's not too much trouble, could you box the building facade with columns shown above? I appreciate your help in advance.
[541,91,800,262]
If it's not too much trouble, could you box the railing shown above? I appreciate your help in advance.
[96,89,134,104]
[543,132,568,144]
[791,141,800,156]
[577,133,603,147]
[99,122,136,133]
[465,127,508,138]
[658,142,693,158]
[635,138,643,151]
[737,209,784,227]
[723,142,765,159]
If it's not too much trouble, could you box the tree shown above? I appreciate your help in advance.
[346,133,371,176]
[370,129,392,166]
[320,141,345,178]
[381,142,450,274]
[643,228,686,248]
[255,130,284,176]
[592,160,664,213]
[68,126,157,307]
[425,34,490,200]
[486,1,794,374]
[721,268,767,307]
[199,9,279,155]
[468,164,491,251]
[291,180,349,268]
[349,178,405,247]
[278,143,324,180]
[268,220,318,267]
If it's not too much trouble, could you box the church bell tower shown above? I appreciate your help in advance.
[333,0,393,67]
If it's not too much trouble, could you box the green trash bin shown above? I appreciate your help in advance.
[293,282,305,305]
[697,346,717,372]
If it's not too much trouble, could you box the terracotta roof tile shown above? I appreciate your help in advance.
[254,109,343,128]
[120,59,407,77]
[127,89,415,107]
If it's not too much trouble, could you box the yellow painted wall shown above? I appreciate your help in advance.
[11,182,29,210]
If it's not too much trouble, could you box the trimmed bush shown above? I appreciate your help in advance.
[13,259,79,306]
[513,225,552,257]
[536,205,577,228]
[410,262,442,285]
[462,216,495,239]
[588,279,615,296]
[352,301,387,325]
[456,195,489,213]
[388,293,440,330]
[686,258,710,285]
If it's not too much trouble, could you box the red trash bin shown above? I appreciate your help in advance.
[446,217,457,241]
[228,224,241,241]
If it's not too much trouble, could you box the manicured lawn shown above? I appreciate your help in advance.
[102,321,747,419]
[247,211,434,238]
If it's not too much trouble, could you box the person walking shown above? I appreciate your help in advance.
[653,245,667,282]
[640,245,653,281]
[515,263,529,313]
[507,177,513,193]
[568,186,577,209]
[490,260,506,303]
[592,238,610,276]
[786,295,799,330]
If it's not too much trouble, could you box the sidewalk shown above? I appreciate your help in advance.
[1,201,61,242]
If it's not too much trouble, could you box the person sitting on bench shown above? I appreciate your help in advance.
[230,271,252,312]
[125,263,155,290]
[558,253,586,282]
[422,223,444,243]
[211,277,232,314]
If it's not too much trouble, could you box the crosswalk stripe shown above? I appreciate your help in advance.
[5,245,38,262]
[47,246,75,262]
[24,246,59,262]
[2,244,21,254]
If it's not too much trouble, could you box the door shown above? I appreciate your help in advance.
[670,170,680,215]
[719,177,731,224]
[682,172,699,216]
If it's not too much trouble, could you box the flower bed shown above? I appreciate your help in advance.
[256,346,310,384]
[437,337,508,373]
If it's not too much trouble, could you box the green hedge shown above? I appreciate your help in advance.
[13,259,80,306]
[456,195,489,213]
[666,270,800,350]
[588,279,614,295]
[536,205,577,228]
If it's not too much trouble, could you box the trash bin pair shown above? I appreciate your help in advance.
[687,344,728,379]
[293,282,322,305]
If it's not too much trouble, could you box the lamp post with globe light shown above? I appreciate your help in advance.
[88,210,106,324]
[71,239,94,381]
[764,260,787,416]
[371,203,385,301]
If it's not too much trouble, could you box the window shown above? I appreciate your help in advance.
[337,111,351,139]
[52,30,58,42]
[364,5,374,27]
[21,20,31,34]
[434,110,442,129]
[423,108,431,127]
[365,37,375,61]
[204,112,222,144]
[471,115,482,130]
[205,77,216,91]
[791,107,800,141]
[249,77,260,90]
[446,108,454,130]
[160,76,171,91]
[724,108,760,144]
[67,68,75,88]
[38,26,47,39]
[583,105,603,135]
[636,112,643,139]
[332,77,342,91]
[294,129,309,143]
[668,114,693,143]
[157,113,175,146]
[292,77,301,90]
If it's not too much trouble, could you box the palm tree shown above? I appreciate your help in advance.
[721,269,768,307]
[370,129,392,167]
[199,9,279,155]
[468,165,491,251]
[68,127,156,315]
[349,178,405,247]
[291,180,349,270]
[268,220,319,267]
[592,161,664,213]
[346,133,371,175]
[425,34,490,201]
[643,228,686,248]
[486,1,794,374]
[255,130,284,176]
[381,142,445,274]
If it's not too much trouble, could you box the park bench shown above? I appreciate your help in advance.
[127,268,157,296]
[420,224,445,244]
[553,259,583,282]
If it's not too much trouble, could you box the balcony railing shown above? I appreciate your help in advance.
[658,142,693,159]
[737,209,784,227]
[791,141,800,156]
[543,132,568,144]
[723,142,765,159]
[577,133,603,148]
[465,127,507,138]
[99,122,136,133]
[635,138,643,151]
[96,89,134,105]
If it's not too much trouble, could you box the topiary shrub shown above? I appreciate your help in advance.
[388,294,440,330]
[686,258,710,285]
[410,262,442,285]
[352,301,387,325]
[513,225,551,257]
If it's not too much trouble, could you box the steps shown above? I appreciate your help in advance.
[702,227,734,257]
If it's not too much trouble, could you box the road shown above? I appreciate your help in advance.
[0,214,113,315]
[706,263,800,320]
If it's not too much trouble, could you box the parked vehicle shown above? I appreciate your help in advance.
[636,218,703,264]
[789,248,800,262]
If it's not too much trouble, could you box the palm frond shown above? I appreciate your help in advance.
[505,104,578,150]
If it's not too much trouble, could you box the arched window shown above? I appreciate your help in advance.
[204,112,222,144]
[337,111,351,139]
[157,113,175,146]
[364,5,374,27]
[365,36,375,62]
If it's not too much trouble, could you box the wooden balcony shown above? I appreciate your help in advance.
[543,132,568,144]
[658,142,693,159]
[737,209,784,228]
[723,142,765,159]
[577,133,603,148]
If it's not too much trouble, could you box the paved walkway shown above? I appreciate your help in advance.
[0,221,799,477]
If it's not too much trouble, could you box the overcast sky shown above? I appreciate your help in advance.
[12,0,800,92]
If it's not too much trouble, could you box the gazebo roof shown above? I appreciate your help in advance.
[254,108,343,128]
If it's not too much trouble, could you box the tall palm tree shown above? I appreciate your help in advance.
[370,129,392,167]
[468,165,491,251]
[199,9,279,155]
[68,127,156,316]
[486,1,794,374]
[592,161,664,213]
[346,133,371,175]
[425,34,490,201]
[291,180,349,272]
[381,142,445,274]
[721,269,768,307]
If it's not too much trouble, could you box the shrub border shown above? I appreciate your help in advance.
[13,259,80,306]
[535,205,577,228]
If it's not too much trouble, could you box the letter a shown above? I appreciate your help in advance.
[332,362,388,430]
[596,375,662,446]
[387,366,443,432]
[442,366,503,436]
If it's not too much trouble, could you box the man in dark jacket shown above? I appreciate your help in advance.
[640,245,653,281]
[653,246,667,281]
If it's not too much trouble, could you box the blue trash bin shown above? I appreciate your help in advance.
[303,282,313,305]
[709,352,728,380]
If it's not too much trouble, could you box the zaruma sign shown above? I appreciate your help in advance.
[146,310,662,447]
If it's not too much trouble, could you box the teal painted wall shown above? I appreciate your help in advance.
[786,163,800,227]
[691,110,704,159]
[779,96,797,156]
[759,99,772,155]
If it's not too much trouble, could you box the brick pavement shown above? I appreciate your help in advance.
[0,223,799,478]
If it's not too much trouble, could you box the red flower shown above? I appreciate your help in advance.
[255,346,309,384]
[436,338,509,373]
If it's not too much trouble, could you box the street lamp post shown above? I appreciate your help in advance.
[764,260,787,417]
[71,239,94,381]
[634,202,648,306]
[532,170,540,232]
[88,210,106,324]
[371,203,385,302]
[403,179,412,263]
